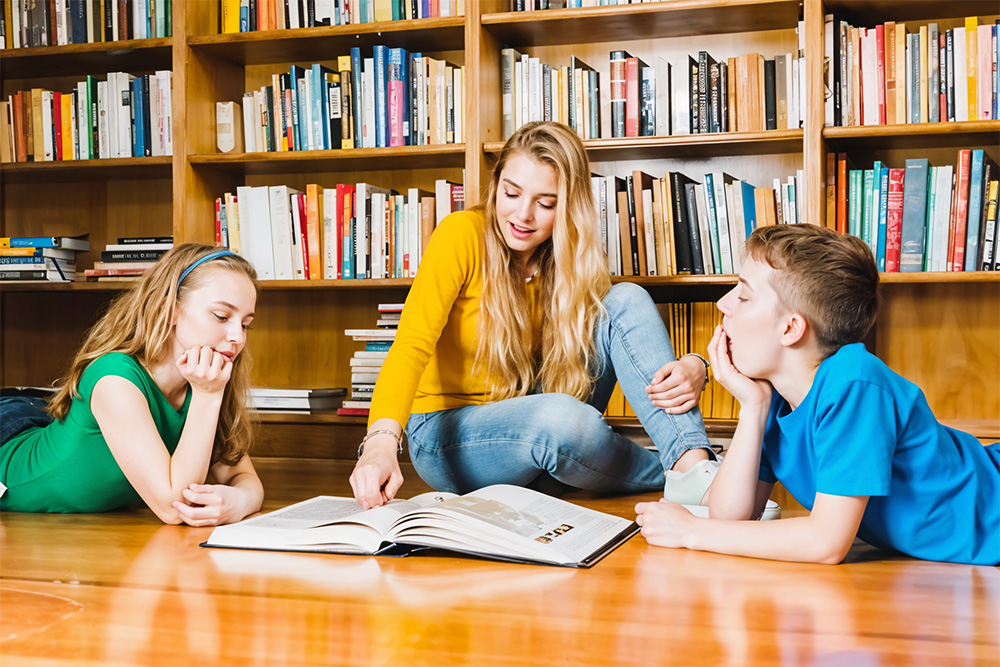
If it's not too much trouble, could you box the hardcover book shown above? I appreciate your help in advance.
[202,484,638,568]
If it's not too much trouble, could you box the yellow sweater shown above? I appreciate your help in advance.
[369,210,542,428]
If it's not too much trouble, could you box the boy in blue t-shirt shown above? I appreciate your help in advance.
[636,224,999,565]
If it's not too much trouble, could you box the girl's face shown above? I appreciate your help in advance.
[172,268,256,362]
[495,153,559,269]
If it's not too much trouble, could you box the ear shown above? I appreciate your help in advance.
[779,312,808,347]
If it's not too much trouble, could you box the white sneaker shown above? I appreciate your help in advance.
[664,456,781,521]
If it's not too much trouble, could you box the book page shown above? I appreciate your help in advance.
[388,485,635,565]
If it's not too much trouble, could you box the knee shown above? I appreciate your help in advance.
[531,394,608,447]
[603,282,655,318]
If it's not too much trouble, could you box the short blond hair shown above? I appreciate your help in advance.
[744,225,878,357]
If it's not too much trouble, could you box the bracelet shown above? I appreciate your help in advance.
[682,353,710,388]
[358,429,403,459]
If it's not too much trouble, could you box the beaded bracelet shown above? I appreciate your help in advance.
[357,429,403,459]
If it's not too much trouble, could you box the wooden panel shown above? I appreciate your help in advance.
[876,283,1000,421]
[254,422,371,460]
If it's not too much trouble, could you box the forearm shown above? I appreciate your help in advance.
[685,515,853,564]
[225,469,264,518]
[709,404,768,520]
[167,393,224,495]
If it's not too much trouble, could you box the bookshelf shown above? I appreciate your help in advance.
[1,1,997,455]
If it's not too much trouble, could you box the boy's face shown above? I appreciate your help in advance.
[716,258,790,379]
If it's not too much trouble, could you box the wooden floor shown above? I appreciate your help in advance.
[2,458,998,667]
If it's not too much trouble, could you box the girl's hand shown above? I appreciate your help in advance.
[646,356,706,414]
[635,499,699,549]
[173,483,252,526]
[175,346,232,396]
[350,437,404,510]
[707,326,772,411]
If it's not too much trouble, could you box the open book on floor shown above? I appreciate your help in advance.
[201,484,639,568]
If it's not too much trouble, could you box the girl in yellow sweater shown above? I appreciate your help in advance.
[351,122,715,509]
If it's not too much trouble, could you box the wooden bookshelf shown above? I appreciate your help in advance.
[1,1,997,449]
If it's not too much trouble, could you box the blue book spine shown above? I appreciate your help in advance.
[965,150,985,271]
[366,341,392,351]
[351,47,364,148]
[394,197,404,277]
[877,167,889,271]
[861,170,874,246]
[900,158,930,272]
[132,78,145,158]
[848,170,862,238]
[311,65,330,150]
[3,238,60,248]
[421,0,430,19]
[343,216,354,279]
[740,181,756,236]
[69,0,86,43]
[374,45,388,148]
[240,5,249,32]
[994,24,999,120]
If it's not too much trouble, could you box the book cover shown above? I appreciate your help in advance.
[900,158,930,272]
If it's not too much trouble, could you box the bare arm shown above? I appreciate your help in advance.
[350,417,405,509]
[636,492,868,564]
[172,455,265,526]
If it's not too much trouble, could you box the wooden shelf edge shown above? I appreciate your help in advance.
[879,272,1000,284]
[823,120,1000,139]
[260,278,412,289]
[1,156,172,172]
[188,17,464,45]
[190,144,465,165]
[484,130,804,157]
[0,37,172,58]
[0,281,134,292]
[256,411,367,425]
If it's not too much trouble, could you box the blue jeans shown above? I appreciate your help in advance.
[405,283,713,494]
[0,396,53,445]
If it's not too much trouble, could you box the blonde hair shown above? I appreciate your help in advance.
[744,225,879,357]
[48,244,260,466]
[477,121,611,400]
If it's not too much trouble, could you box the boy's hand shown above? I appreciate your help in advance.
[708,326,771,410]
[646,356,706,414]
[176,346,233,396]
[635,499,698,549]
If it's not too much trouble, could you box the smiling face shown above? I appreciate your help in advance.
[172,267,257,362]
[494,152,560,272]
[716,258,791,380]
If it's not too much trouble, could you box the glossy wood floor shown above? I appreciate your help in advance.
[2,458,998,667]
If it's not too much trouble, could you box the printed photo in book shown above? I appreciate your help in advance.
[202,484,638,568]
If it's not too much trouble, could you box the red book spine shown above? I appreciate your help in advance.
[875,25,887,124]
[625,57,639,138]
[885,168,905,271]
[52,92,63,161]
[13,91,26,163]
[836,153,849,234]
[951,150,971,271]
[295,192,310,277]
[939,33,948,123]
[284,88,295,151]
[946,172,959,270]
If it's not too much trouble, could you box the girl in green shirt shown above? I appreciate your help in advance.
[0,244,264,526]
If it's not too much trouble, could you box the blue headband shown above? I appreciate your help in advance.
[177,250,238,291]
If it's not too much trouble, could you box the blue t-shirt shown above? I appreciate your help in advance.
[759,343,1000,566]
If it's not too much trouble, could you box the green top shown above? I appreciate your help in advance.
[0,352,191,513]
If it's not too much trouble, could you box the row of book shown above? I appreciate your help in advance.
[501,45,807,140]
[605,301,737,420]
[827,151,999,273]
[594,169,803,277]
[340,304,400,416]
[220,0,464,33]
[511,0,668,9]
[215,179,463,281]
[3,0,171,49]
[1,71,174,163]
[826,15,999,126]
[0,235,89,282]
[83,237,173,280]
[222,49,464,155]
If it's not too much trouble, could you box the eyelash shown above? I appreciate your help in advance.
[215,313,253,331]
[504,191,555,210]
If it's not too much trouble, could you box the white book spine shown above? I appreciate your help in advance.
[158,71,173,156]
[362,58,376,148]
[41,91,54,161]
[268,186,297,280]
[96,84,109,159]
[322,188,339,279]
[954,28,969,122]
[242,93,257,153]
[642,187,656,275]
[712,176,734,274]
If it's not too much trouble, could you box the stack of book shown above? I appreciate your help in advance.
[3,0,171,49]
[249,388,346,412]
[220,0,464,34]
[0,236,88,282]
[827,150,999,272]
[217,179,460,281]
[339,304,401,416]
[826,15,997,126]
[84,237,173,281]
[592,169,801,277]
[1,71,174,163]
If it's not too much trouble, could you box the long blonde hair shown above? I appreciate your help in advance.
[48,244,259,466]
[477,121,611,401]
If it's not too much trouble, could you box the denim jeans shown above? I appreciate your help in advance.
[0,396,53,445]
[405,282,713,495]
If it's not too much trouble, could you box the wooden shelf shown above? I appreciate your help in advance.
[260,278,412,289]
[257,411,367,425]
[484,130,804,161]
[0,156,172,183]
[0,281,134,292]
[878,272,1000,284]
[187,17,465,64]
[481,0,801,46]
[189,144,466,175]
[0,39,172,79]
[823,121,1000,151]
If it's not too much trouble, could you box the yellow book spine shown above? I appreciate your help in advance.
[966,17,978,120]
[61,93,74,160]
